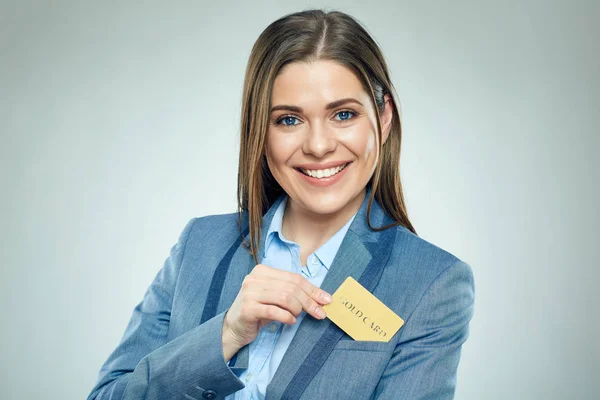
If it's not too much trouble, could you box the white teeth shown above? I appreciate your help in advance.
[300,163,347,179]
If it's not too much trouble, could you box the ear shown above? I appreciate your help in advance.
[380,94,393,145]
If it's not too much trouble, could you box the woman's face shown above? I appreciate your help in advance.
[266,60,392,218]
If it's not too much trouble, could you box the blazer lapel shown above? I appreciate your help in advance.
[218,194,286,372]
[266,190,396,399]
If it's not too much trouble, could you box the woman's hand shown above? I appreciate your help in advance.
[221,264,332,361]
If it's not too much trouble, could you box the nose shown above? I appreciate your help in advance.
[302,122,337,158]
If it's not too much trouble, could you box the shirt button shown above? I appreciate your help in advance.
[202,390,217,399]
[268,323,278,333]
[312,256,319,265]
[245,373,253,382]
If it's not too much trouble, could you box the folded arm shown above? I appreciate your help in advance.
[87,218,245,400]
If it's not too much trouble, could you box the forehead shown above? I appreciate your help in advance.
[271,60,368,106]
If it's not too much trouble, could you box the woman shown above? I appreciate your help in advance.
[88,9,474,400]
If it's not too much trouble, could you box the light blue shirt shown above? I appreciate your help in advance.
[225,195,356,400]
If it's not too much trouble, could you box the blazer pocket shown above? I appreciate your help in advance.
[333,338,391,352]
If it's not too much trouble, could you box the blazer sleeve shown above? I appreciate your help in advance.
[87,218,245,400]
[372,260,475,400]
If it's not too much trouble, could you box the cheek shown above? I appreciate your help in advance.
[364,132,376,159]
[266,131,295,171]
[341,124,378,161]
[265,152,279,180]
[265,135,277,172]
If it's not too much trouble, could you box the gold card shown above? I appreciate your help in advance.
[322,277,404,342]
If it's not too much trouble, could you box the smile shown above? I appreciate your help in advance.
[298,163,349,179]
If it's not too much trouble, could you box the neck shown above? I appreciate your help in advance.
[281,189,366,257]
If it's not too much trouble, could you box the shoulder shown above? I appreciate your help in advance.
[388,224,474,294]
[394,225,464,266]
[376,225,474,327]
[177,212,244,253]
[190,212,241,234]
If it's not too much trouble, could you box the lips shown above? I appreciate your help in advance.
[294,161,352,187]
[297,162,349,179]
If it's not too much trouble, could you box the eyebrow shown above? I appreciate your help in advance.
[270,98,364,113]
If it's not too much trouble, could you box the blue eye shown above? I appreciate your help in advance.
[334,110,356,121]
[279,116,300,126]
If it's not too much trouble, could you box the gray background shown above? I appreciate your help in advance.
[1,1,598,399]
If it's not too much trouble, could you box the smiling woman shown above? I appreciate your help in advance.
[265,60,394,264]
[88,9,474,400]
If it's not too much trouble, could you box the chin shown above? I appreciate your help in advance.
[294,189,363,217]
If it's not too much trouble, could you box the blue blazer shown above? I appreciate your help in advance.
[88,193,474,400]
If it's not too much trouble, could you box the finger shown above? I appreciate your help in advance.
[253,303,297,325]
[251,287,304,318]
[246,272,327,319]
[252,264,332,304]
[250,268,329,319]
[273,279,327,320]
[242,279,306,318]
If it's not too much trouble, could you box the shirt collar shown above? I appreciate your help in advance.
[263,194,357,270]
[263,195,288,259]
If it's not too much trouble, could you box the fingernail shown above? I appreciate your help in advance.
[321,292,332,303]
[316,306,326,319]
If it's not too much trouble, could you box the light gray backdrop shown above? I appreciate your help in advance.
[1,1,598,399]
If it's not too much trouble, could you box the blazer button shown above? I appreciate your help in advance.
[202,390,217,399]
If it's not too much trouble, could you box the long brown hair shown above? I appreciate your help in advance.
[237,9,417,263]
